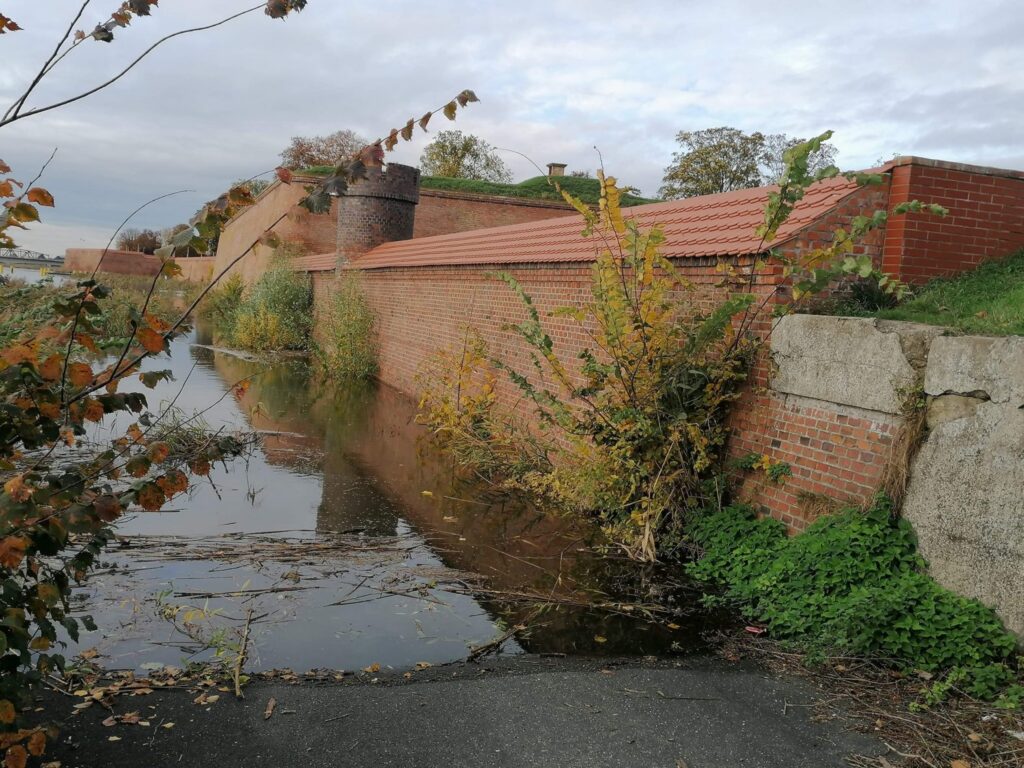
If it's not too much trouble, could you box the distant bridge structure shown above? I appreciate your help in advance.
[0,247,64,267]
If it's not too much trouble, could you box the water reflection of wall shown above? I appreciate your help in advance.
[206,349,601,590]
[204,348,706,655]
[207,352,400,537]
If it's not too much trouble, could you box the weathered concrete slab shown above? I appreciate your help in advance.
[771,315,943,414]
[904,401,1024,636]
[924,335,1024,405]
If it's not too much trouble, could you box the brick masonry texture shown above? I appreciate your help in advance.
[214,168,574,279]
[212,174,340,285]
[63,250,214,282]
[414,190,573,239]
[297,158,1024,530]
[65,248,163,277]
[882,157,1024,283]
[175,257,215,283]
[337,165,420,264]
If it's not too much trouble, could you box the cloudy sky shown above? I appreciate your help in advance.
[2,0,1022,254]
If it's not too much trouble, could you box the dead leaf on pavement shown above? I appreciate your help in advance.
[264,697,277,720]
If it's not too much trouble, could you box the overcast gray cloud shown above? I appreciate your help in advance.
[3,0,1022,255]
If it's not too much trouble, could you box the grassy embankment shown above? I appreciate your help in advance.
[842,249,1024,335]
[299,168,656,207]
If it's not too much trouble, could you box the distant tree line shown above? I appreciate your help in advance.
[161,124,843,256]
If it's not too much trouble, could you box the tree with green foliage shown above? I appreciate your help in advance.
[419,130,512,182]
[760,132,838,185]
[660,127,766,198]
[660,127,838,199]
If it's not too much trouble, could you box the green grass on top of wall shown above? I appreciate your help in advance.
[835,249,1024,336]
[297,168,657,207]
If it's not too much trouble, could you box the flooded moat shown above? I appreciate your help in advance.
[72,323,725,673]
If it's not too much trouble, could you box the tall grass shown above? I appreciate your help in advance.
[313,272,377,379]
[201,273,244,340]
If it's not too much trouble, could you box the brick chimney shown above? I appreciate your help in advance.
[546,162,567,177]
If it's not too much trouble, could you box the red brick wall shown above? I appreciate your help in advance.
[883,158,1024,283]
[337,165,419,263]
[213,175,340,285]
[727,389,900,530]
[332,256,781,405]
[305,185,890,531]
[318,254,889,533]
[720,182,894,531]
[175,256,215,283]
[64,248,162,276]
[306,158,1024,531]
[414,190,573,239]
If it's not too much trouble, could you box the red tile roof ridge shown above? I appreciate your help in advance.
[290,253,336,272]
[349,168,891,271]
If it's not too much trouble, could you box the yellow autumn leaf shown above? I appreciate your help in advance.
[3,475,32,502]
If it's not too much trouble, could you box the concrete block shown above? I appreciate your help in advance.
[924,335,1024,405]
[904,402,1024,637]
[770,315,942,414]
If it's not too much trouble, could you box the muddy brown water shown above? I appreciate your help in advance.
[70,324,725,673]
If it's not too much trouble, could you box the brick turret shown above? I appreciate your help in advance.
[336,163,420,266]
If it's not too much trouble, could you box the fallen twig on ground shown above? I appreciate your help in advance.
[714,633,1024,767]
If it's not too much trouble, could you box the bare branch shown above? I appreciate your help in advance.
[0,3,266,130]
[70,211,290,404]
[2,0,92,123]
[59,189,192,413]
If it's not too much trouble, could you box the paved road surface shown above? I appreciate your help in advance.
[37,656,883,767]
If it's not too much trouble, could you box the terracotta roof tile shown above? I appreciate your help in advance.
[291,253,337,272]
[350,175,865,270]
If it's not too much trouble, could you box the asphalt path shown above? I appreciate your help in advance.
[34,656,883,767]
